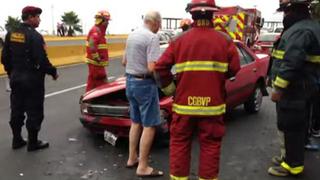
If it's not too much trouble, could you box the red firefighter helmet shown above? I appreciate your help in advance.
[185,0,218,12]
[95,10,111,20]
[180,18,192,28]
[277,0,312,11]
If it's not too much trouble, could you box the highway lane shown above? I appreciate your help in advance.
[0,58,319,180]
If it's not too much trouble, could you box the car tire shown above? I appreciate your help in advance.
[244,85,263,113]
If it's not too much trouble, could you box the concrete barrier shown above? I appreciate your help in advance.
[0,35,126,75]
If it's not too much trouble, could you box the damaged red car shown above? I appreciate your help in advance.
[79,41,270,144]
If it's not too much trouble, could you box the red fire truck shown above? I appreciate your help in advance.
[213,6,264,47]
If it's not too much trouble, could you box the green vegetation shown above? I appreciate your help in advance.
[61,11,83,36]
[5,16,21,32]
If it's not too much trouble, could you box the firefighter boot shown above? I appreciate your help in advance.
[27,130,49,152]
[268,165,290,177]
[12,128,27,150]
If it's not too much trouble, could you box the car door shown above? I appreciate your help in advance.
[226,44,258,108]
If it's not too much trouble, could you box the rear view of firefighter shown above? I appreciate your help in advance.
[155,0,240,179]
[268,0,320,176]
[180,18,192,32]
[85,10,110,92]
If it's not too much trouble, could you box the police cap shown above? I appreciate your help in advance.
[22,6,42,16]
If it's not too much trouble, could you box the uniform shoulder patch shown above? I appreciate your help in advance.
[10,33,26,43]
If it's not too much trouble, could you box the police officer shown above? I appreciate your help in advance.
[155,0,240,179]
[268,0,320,176]
[1,6,58,151]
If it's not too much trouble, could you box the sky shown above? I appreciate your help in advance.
[0,0,283,34]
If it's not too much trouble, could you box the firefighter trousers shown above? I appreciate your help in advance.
[9,72,45,135]
[276,98,309,168]
[170,113,225,179]
[86,64,107,92]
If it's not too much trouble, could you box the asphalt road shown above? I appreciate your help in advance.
[0,57,319,180]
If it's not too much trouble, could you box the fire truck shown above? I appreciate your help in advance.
[213,6,264,47]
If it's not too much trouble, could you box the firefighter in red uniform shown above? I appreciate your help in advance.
[85,10,110,92]
[154,0,240,179]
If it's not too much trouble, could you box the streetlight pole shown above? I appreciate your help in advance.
[51,5,55,35]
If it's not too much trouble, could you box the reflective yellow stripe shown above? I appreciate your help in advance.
[175,61,228,73]
[237,32,243,39]
[307,55,320,63]
[173,103,226,116]
[272,50,320,64]
[228,32,236,39]
[272,50,285,60]
[281,162,304,175]
[237,13,245,30]
[91,53,99,59]
[199,178,218,180]
[170,175,189,180]
[85,58,108,66]
[161,82,176,96]
[274,76,289,88]
[98,44,108,49]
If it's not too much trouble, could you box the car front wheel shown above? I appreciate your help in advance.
[244,86,263,113]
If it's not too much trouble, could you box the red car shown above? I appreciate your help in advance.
[79,41,270,143]
[254,33,280,54]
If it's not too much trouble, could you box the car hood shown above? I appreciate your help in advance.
[82,77,126,101]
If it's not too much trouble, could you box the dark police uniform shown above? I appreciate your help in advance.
[270,19,320,173]
[1,22,57,149]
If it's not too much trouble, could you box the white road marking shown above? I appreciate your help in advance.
[45,76,115,98]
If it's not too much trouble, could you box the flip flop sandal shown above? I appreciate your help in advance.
[137,169,164,178]
[125,161,139,169]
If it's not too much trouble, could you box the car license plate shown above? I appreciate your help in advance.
[104,130,118,146]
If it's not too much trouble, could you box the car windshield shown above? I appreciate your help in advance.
[258,34,278,42]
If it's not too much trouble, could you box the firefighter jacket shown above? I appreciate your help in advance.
[270,19,320,92]
[85,25,109,66]
[155,20,240,117]
[1,23,57,77]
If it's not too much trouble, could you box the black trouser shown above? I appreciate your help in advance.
[276,92,309,167]
[311,96,320,131]
[9,71,45,135]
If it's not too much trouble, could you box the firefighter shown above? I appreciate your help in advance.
[85,10,110,92]
[1,6,58,151]
[154,0,240,179]
[180,18,192,32]
[268,0,320,176]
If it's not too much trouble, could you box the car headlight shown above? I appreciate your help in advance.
[80,103,89,114]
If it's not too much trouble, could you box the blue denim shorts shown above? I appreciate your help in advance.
[126,74,161,127]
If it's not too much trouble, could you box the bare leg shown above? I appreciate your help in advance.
[137,127,163,175]
[127,122,142,166]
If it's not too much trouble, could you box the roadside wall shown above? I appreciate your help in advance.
[0,35,126,75]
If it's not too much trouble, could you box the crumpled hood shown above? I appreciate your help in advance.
[82,77,126,101]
